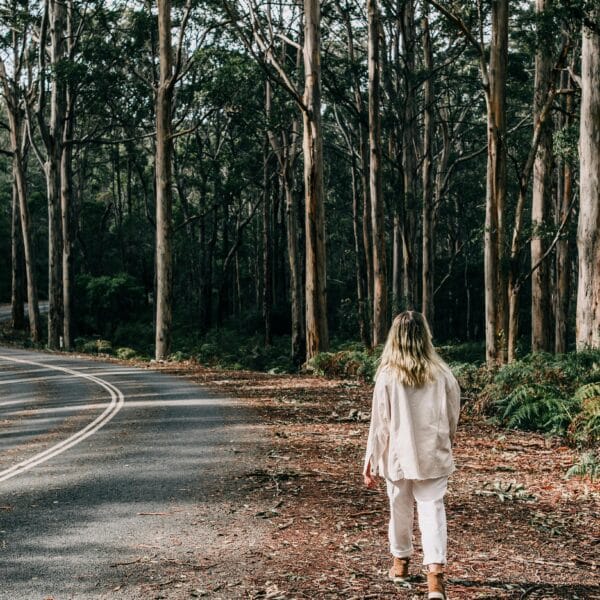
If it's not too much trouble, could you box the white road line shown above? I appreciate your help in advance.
[0,355,125,483]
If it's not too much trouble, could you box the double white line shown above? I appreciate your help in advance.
[0,354,125,483]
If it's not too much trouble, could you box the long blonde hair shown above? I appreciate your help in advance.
[376,311,448,387]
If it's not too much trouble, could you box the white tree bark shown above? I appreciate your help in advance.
[576,12,600,349]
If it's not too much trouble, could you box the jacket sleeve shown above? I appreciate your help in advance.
[446,371,461,443]
[363,373,391,475]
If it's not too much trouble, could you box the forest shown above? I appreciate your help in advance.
[0,0,599,367]
[1,2,600,597]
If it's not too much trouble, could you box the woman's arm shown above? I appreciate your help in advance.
[363,373,391,479]
[446,372,461,443]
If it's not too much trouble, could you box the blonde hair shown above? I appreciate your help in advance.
[375,311,448,387]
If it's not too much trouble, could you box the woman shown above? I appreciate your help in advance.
[363,311,460,600]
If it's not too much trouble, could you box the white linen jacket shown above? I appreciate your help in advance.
[363,365,461,481]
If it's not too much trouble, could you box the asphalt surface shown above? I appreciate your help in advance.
[0,344,261,599]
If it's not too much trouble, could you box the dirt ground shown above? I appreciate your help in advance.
[123,362,599,600]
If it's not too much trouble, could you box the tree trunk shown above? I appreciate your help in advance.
[263,129,273,347]
[337,111,371,348]
[401,0,417,309]
[155,0,174,360]
[61,91,75,350]
[576,12,600,349]
[11,184,25,330]
[421,12,435,326]
[303,0,329,360]
[9,119,40,341]
[284,160,305,364]
[555,69,573,354]
[360,126,374,315]
[484,0,509,364]
[351,158,371,347]
[368,0,387,345]
[531,0,554,352]
[47,0,67,349]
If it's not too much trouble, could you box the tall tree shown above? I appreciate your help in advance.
[155,0,192,360]
[0,3,41,342]
[303,0,329,359]
[368,0,386,345]
[401,0,418,310]
[576,7,600,349]
[531,0,554,352]
[155,0,174,360]
[421,9,435,325]
[486,0,509,364]
[26,0,66,349]
[554,65,574,354]
[10,186,25,330]
[60,0,79,351]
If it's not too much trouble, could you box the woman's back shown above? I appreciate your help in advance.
[374,366,460,480]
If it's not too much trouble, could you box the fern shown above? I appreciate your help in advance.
[566,451,600,481]
[569,388,600,446]
[573,382,600,402]
[498,384,579,435]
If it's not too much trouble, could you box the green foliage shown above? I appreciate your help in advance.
[306,350,379,381]
[553,124,579,166]
[569,384,600,446]
[486,350,600,445]
[438,342,486,364]
[500,384,576,434]
[566,451,600,482]
[75,273,147,339]
[188,328,294,373]
[78,338,113,355]
[115,347,140,360]
[449,362,495,406]
[112,321,154,353]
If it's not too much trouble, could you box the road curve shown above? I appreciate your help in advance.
[0,346,261,599]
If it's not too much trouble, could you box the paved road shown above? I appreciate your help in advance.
[0,346,260,599]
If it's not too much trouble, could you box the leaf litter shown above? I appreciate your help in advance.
[109,361,599,599]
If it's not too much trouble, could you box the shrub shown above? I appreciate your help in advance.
[115,347,139,360]
[80,338,113,355]
[75,273,146,338]
[499,384,577,435]
[306,350,378,381]
[168,350,188,362]
[487,350,600,445]
[438,341,486,364]
[568,383,600,446]
[566,451,600,482]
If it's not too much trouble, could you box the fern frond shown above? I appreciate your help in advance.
[573,382,600,402]
[566,451,600,481]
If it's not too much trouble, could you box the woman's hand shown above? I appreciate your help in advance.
[363,462,379,489]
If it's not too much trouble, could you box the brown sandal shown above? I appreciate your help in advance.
[427,571,446,599]
[388,556,410,582]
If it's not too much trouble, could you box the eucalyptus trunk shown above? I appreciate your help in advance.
[576,11,600,349]
[421,12,435,326]
[401,0,417,309]
[531,0,554,352]
[484,0,509,364]
[555,69,573,354]
[155,0,174,360]
[46,0,67,349]
[11,185,25,330]
[368,0,387,345]
[303,0,329,360]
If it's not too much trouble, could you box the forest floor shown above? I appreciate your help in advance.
[137,362,600,600]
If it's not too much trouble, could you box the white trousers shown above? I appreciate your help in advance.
[385,476,448,565]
